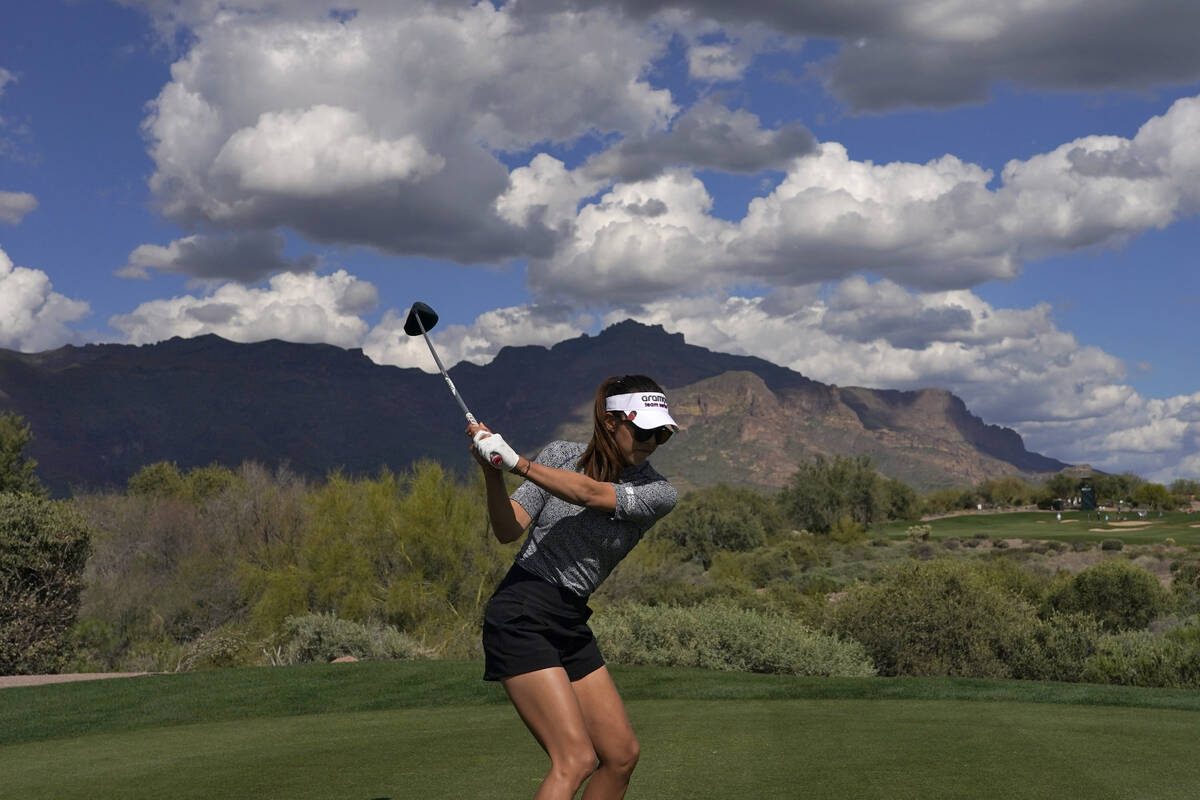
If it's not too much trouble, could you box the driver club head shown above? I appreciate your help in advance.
[403,302,439,336]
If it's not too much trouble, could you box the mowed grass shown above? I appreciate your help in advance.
[4,662,1200,799]
[879,509,1200,545]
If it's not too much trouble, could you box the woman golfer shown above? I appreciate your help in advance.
[467,374,678,800]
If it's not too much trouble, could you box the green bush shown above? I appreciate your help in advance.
[1010,612,1103,683]
[651,484,782,568]
[0,493,92,674]
[1101,539,1124,551]
[593,601,876,677]
[1044,559,1171,632]
[596,537,718,607]
[1170,561,1200,616]
[278,613,429,665]
[826,559,1035,678]
[175,627,257,672]
[707,536,821,589]
[1083,630,1200,689]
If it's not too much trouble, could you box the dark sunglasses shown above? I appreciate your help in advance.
[623,419,673,445]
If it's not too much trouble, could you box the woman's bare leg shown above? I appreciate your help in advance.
[572,667,640,800]
[502,667,599,799]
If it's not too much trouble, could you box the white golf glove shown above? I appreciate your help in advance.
[473,431,519,471]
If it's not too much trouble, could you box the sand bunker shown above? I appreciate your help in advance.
[1059,519,1078,524]
[1090,526,1149,532]
[1106,521,1159,527]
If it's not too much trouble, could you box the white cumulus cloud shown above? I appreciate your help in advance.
[135,2,675,268]
[0,191,37,224]
[109,270,377,347]
[525,93,1200,300]
[363,303,590,372]
[0,245,90,352]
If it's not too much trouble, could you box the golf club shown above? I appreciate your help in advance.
[404,301,503,466]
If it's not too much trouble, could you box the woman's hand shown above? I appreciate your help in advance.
[467,422,520,471]
[467,422,493,468]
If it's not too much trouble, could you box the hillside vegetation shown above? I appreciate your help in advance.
[3,452,1194,689]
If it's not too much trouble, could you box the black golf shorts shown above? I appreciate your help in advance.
[482,563,605,682]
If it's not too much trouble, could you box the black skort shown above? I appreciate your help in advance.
[482,563,605,682]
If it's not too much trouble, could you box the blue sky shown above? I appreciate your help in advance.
[1,0,1198,482]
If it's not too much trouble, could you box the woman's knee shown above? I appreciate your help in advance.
[600,735,640,776]
[552,745,600,783]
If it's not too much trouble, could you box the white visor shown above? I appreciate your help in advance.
[605,391,678,431]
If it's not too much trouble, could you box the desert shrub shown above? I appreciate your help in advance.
[905,524,932,542]
[1010,612,1103,682]
[1083,630,1200,689]
[1101,539,1124,551]
[597,536,717,607]
[175,626,257,671]
[826,559,1035,678]
[910,543,936,560]
[593,601,875,677]
[651,485,781,568]
[829,514,867,544]
[278,613,428,665]
[1044,559,1171,632]
[977,556,1048,605]
[1171,561,1200,615]
[708,535,822,589]
[0,493,93,674]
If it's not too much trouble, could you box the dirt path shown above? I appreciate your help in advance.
[0,672,151,689]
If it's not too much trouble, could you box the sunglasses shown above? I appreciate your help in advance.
[621,418,673,445]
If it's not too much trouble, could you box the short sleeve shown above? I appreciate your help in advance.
[510,441,574,520]
[612,478,678,527]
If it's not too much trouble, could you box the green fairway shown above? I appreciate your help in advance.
[880,510,1200,545]
[4,662,1200,799]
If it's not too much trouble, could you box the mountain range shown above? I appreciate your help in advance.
[0,320,1069,496]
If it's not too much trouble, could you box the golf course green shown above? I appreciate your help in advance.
[3,661,1199,799]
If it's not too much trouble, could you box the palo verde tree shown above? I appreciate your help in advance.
[0,412,46,497]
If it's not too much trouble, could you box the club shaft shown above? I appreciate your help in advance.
[417,323,477,425]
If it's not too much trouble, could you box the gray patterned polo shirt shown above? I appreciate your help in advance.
[511,440,678,598]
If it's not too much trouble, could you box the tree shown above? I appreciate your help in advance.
[978,476,1033,508]
[1093,472,1144,506]
[1169,479,1200,504]
[1045,471,1081,501]
[778,455,886,534]
[126,461,187,498]
[1132,482,1170,511]
[0,493,93,673]
[880,478,919,523]
[0,412,45,497]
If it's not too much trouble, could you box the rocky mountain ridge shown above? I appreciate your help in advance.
[0,320,1069,495]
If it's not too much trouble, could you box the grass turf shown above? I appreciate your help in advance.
[880,509,1200,545]
[4,662,1200,798]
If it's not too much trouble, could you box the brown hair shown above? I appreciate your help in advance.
[577,375,665,482]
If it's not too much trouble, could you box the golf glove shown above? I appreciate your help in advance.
[473,431,520,471]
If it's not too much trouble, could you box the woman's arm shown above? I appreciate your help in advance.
[483,468,531,544]
[513,455,617,513]
[469,423,617,515]
[468,423,531,543]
